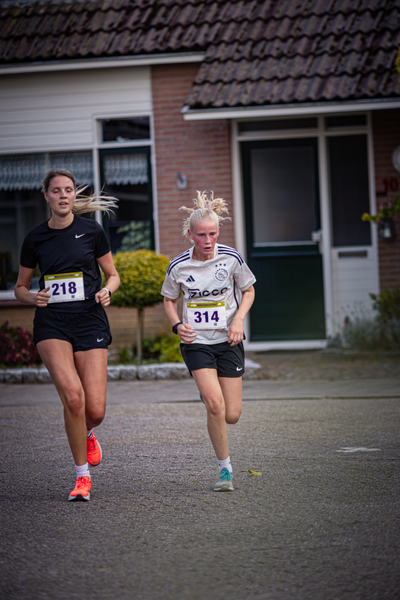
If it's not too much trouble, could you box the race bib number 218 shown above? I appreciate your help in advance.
[44,272,85,303]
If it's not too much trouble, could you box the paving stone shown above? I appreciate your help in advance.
[22,369,41,383]
[36,368,52,383]
[107,366,121,381]
[3,369,24,383]
[119,365,138,380]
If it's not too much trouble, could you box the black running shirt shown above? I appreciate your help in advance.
[20,216,110,313]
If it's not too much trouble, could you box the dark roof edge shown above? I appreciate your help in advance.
[182,98,400,120]
[0,52,205,75]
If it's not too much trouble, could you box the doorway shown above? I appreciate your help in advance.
[241,138,326,341]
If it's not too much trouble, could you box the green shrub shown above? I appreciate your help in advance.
[158,335,183,363]
[110,250,170,363]
[0,322,41,367]
[131,334,183,363]
[111,250,170,309]
[116,222,151,252]
[370,287,400,322]
[116,346,133,364]
[342,316,400,351]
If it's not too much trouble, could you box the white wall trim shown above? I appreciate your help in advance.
[0,53,205,76]
[230,119,251,342]
[317,115,334,339]
[366,111,380,292]
[183,99,400,121]
[231,120,246,256]
[244,340,327,351]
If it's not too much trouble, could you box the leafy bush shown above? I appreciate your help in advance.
[342,317,400,351]
[111,250,170,309]
[110,250,170,363]
[131,334,183,364]
[362,196,400,222]
[117,221,151,252]
[116,346,133,364]
[0,322,41,367]
[370,287,400,322]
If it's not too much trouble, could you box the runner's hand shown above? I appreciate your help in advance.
[35,287,51,307]
[178,323,197,344]
[96,288,111,307]
[228,317,244,346]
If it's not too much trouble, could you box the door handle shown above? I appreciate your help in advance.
[311,229,323,254]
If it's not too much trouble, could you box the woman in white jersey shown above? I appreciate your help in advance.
[162,192,255,491]
[14,168,120,502]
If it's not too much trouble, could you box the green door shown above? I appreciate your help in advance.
[241,138,325,341]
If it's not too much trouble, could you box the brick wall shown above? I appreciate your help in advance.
[372,110,400,290]
[151,63,234,259]
[0,302,170,350]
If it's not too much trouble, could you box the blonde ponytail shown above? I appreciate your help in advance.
[180,191,230,241]
[72,184,117,216]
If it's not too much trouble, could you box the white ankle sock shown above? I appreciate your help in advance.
[75,462,91,479]
[218,456,232,473]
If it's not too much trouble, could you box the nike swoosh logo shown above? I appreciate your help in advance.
[236,366,243,371]
[75,234,85,238]
[97,338,104,342]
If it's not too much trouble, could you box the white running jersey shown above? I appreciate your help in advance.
[162,244,256,345]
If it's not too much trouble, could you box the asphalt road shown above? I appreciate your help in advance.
[0,378,399,600]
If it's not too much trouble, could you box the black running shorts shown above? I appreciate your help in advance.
[180,341,245,378]
[33,303,112,352]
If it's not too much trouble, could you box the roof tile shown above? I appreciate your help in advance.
[0,0,398,110]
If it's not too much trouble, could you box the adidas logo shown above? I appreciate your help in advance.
[186,275,195,282]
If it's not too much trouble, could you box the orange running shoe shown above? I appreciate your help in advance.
[68,476,92,501]
[87,430,102,466]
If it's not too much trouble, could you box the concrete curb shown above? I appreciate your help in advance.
[0,359,261,384]
[322,348,400,359]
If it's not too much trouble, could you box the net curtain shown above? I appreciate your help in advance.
[0,152,148,190]
[103,153,148,186]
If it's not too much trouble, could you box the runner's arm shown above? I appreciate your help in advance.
[163,296,197,343]
[228,284,255,346]
[96,251,120,307]
[14,266,50,307]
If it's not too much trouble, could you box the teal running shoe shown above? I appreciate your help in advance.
[213,468,234,492]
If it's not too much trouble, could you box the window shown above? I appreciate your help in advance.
[101,117,150,142]
[0,152,93,290]
[250,141,319,245]
[328,135,371,247]
[99,148,154,253]
[326,115,366,128]
[239,117,317,133]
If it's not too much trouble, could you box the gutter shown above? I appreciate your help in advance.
[0,52,205,75]
[182,97,400,120]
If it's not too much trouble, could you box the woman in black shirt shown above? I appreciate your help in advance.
[15,168,120,502]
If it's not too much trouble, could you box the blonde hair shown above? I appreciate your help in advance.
[42,168,118,216]
[180,191,230,241]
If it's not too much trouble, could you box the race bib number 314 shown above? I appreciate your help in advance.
[186,301,227,330]
[44,272,85,303]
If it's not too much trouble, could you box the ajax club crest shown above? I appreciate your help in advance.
[215,265,228,282]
